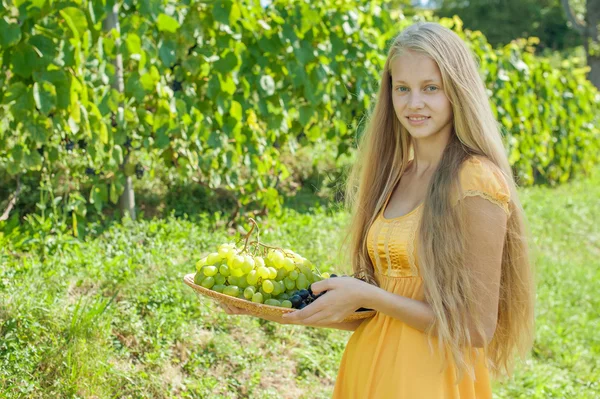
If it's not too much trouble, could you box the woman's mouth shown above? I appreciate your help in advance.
[407,116,430,125]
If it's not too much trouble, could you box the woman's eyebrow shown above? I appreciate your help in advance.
[393,79,439,84]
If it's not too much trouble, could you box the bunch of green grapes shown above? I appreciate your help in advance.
[194,242,331,309]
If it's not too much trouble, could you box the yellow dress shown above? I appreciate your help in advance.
[332,156,511,399]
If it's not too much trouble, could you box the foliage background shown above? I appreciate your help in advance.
[0,0,598,231]
[0,1,599,397]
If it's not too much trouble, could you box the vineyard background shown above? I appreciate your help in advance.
[1,0,599,398]
[0,0,598,231]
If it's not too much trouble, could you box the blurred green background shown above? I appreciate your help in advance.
[0,1,598,398]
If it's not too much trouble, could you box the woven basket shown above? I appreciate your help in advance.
[183,273,376,322]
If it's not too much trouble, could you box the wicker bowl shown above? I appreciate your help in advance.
[183,273,376,322]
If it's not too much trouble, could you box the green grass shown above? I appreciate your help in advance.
[492,168,600,398]
[1,167,599,398]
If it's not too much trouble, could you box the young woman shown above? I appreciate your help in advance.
[221,22,535,398]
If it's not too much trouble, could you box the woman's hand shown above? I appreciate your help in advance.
[219,302,254,316]
[282,277,373,325]
[218,302,291,324]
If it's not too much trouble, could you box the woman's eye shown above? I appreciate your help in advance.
[395,86,438,92]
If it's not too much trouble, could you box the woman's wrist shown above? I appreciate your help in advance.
[359,281,382,310]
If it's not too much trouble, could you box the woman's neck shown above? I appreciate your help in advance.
[409,129,452,177]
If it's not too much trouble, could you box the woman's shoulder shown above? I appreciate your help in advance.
[458,155,507,183]
[454,155,511,212]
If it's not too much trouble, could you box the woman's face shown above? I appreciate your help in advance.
[390,50,453,141]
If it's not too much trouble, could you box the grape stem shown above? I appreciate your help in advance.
[241,218,259,253]
[247,240,323,276]
[248,240,283,252]
[236,219,332,279]
[248,240,288,259]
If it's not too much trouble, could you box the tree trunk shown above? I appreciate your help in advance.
[120,176,136,220]
[561,0,600,90]
[586,0,600,89]
[589,55,600,89]
[103,3,136,220]
[0,175,22,221]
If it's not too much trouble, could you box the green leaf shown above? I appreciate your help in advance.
[113,145,124,165]
[260,75,275,96]
[12,145,23,163]
[33,81,57,115]
[293,45,314,65]
[72,212,78,237]
[207,74,220,98]
[223,115,241,136]
[207,131,221,148]
[26,122,47,144]
[109,182,119,204]
[230,100,242,122]
[125,72,147,101]
[214,51,239,71]
[34,69,70,110]
[257,36,279,54]
[59,7,88,40]
[300,10,319,35]
[24,150,43,170]
[60,40,77,67]
[99,123,109,144]
[158,39,177,67]
[220,75,236,95]
[6,162,20,175]
[126,33,142,55]
[4,82,27,103]
[55,81,71,111]
[303,80,317,104]
[229,3,241,26]
[156,13,181,33]
[299,105,313,125]
[0,17,21,47]
[104,89,121,113]
[29,35,56,67]
[48,147,59,163]
[11,86,35,120]
[213,0,239,26]
[139,72,157,92]
[306,125,320,141]
[90,184,108,213]
[155,129,170,149]
[11,43,39,78]
[103,35,115,57]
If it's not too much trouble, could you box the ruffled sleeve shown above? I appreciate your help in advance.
[452,156,512,216]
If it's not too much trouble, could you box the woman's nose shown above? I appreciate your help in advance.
[408,93,425,110]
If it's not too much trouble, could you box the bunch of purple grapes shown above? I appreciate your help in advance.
[288,274,372,312]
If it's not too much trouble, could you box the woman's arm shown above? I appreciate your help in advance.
[254,310,365,331]
[362,289,492,347]
[285,196,507,348]
[362,287,436,334]
[297,319,364,331]
[219,303,365,331]
[363,196,507,347]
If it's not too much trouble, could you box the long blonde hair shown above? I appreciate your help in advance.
[342,22,535,382]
